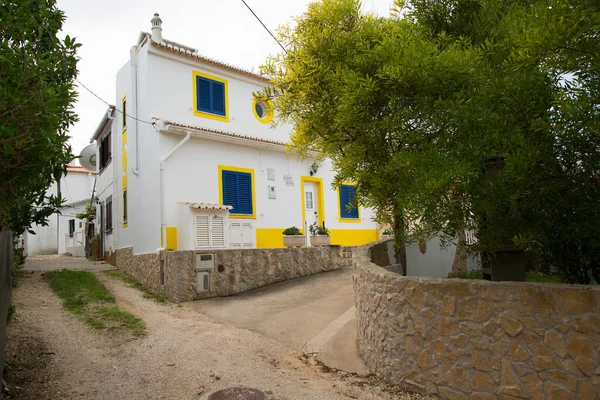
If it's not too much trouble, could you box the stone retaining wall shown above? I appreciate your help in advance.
[115,246,353,303]
[353,242,600,399]
[115,247,161,293]
[164,246,353,303]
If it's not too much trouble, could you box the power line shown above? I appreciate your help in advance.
[75,79,156,126]
[239,0,288,54]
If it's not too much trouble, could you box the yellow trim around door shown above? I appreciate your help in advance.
[300,176,325,233]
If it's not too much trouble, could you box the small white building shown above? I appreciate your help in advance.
[23,165,95,256]
[92,14,380,257]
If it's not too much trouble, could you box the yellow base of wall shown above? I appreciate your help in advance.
[256,228,378,249]
[166,227,178,250]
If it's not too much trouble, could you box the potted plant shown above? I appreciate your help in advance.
[282,226,305,248]
[309,222,331,246]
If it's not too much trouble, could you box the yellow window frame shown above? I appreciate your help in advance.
[218,165,256,219]
[192,70,229,122]
[252,98,274,124]
[338,182,361,223]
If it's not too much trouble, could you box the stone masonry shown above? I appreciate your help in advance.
[353,242,600,399]
[115,246,353,303]
[164,246,353,302]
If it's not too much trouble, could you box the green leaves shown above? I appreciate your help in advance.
[0,0,78,233]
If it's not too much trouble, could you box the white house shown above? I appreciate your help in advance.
[23,165,95,256]
[92,14,380,257]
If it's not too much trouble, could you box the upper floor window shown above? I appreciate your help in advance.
[219,166,255,218]
[339,184,359,220]
[193,71,229,122]
[105,196,113,234]
[252,98,274,124]
[99,131,111,172]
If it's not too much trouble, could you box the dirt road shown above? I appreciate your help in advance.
[5,269,430,400]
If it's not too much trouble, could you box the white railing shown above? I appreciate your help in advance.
[65,231,85,248]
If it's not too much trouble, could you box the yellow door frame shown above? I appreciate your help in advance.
[300,176,325,233]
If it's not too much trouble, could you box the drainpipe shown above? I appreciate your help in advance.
[158,130,192,251]
[130,46,140,176]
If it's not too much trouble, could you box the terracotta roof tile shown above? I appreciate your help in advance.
[66,165,95,174]
[144,34,269,82]
[162,120,287,147]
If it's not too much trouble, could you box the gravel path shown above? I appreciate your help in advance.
[5,268,433,400]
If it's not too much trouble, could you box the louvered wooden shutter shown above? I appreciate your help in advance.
[211,215,225,247]
[196,77,211,112]
[195,215,210,248]
[340,185,358,219]
[222,171,238,211]
[211,81,225,115]
[237,173,252,215]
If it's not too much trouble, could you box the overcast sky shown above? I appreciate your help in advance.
[56,0,393,159]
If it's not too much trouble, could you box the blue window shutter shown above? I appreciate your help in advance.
[196,77,211,112]
[211,81,225,116]
[236,173,252,214]
[222,170,252,215]
[340,185,358,219]
[222,171,238,212]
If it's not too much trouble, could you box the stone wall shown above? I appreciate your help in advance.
[163,246,353,303]
[115,247,161,293]
[353,243,600,399]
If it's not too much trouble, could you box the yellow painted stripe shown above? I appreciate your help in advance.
[329,229,379,246]
[256,228,378,248]
[256,228,285,248]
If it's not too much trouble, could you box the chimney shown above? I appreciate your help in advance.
[151,13,163,43]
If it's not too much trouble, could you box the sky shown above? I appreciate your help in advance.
[56,0,394,160]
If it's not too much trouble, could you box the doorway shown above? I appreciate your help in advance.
[301,176,324,233]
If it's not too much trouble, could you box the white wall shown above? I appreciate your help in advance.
[162,135,377,250]
[146,48,294,143]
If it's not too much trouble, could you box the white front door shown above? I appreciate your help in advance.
[304,183,318,228]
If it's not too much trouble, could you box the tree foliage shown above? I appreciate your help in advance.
[263,0,600,283]
[0,0,79,234]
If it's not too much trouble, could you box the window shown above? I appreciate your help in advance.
[105,196,113,234]
[252,98,274,124]
[122,98,127,128]
[339,184,359,220]
[99,132,111,171]
[193,71,228,122]
[220,167,255,217]
[123,189,128,225]
[69,219,75,237]
[194,214,225,248]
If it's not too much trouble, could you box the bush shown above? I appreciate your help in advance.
[282,226,302,236]
[309,223,330,236]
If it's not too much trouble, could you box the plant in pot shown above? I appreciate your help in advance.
[282,226,305,248]
[309,222,331,246]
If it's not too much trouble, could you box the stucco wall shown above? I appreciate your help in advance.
[163,246,353,303]
[353,243,600,399]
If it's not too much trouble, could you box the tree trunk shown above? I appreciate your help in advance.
[452,229,468,274]
[393,211,407,276]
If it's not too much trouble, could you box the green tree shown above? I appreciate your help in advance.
[0,0,79,235]
[260,0,485,273]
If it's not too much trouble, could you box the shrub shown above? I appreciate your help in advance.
[282,226,302,236]
[309,223,330,236]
